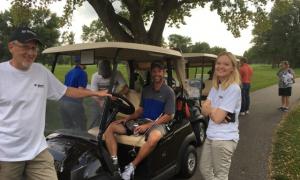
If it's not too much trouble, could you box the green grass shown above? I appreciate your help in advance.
[49,64,128,83]
[251,64,280,92]
[251,64,300,92]
[271,106,300,179]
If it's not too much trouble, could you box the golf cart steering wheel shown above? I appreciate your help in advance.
[111,93,135,115]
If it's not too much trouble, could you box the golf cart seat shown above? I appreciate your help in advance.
[202,80,212,97]
[88,127,146,147]
[125,89,141,110]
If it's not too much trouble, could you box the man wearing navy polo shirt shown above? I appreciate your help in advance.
[104,61,175,179]
[59,56,88,130]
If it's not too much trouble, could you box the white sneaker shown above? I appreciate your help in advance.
[246,110,250,114]
[121,163,135,180]
[240,112,246,116]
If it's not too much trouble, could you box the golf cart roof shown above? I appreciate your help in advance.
[42,42,182,62]
[43,41,187,88]
[183,53,217,67]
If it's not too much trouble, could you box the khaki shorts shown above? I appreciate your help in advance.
[149,124,168,136]
[0,149,58,180]
[124,119,167,136]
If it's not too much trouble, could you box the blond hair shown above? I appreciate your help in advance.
[212,52,241,90]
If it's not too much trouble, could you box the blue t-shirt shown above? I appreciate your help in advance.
[140,83,175,120]
[64,66,87,88]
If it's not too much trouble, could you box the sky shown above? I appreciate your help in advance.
[0,1,271,56]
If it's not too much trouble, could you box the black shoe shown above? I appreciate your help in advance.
[282,107,289,112]
[112,158,121,177]
[112,163,121,177]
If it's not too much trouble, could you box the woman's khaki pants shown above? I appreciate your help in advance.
[199,139,237,180]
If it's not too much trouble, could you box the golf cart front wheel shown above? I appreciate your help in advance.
[179,145,197,178]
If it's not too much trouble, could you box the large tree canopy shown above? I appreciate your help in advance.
[0,3,61,63]
[168,34,192,53]
[246,0,300,67]
[81,19,113,42]
[167,34,226,54]
[11,0,269,46]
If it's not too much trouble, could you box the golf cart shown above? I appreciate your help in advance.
[182,53,217,145]
[43,42,198,180]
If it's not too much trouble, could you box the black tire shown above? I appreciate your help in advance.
[179,145,197,178]
[197,121,206,145]
[191,121,206,146]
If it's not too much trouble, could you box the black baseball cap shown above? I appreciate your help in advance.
[151,61,165,70]
[9,27,42,45]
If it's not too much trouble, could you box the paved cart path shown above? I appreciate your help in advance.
[229,78,300,180]
[175,78,300,180]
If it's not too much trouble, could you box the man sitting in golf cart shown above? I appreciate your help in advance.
[103,61,175,180]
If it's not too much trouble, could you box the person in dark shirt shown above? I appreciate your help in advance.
[59,56,88,130]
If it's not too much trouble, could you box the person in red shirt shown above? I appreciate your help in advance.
[239,57,253,115]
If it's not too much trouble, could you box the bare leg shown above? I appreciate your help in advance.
[132,130,162,167]
[104,123,126,156]
[286,96,290,108]
[281,96,285,107]
[282,96,287,108]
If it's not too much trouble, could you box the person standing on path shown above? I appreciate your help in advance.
[0,27,111,180]
[200,52,241,180]
[59,56,88,131]
[277,61,295,112]
[239,57,253,116]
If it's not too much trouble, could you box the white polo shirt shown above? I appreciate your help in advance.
[91,70,126,91]
[206,83,241,142]
[0,62,67,161]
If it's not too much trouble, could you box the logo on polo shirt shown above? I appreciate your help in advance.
[34,83,44,88]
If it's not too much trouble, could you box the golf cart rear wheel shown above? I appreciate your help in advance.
[179,145,197,178]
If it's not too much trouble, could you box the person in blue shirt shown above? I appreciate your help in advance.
[59,56,88,130]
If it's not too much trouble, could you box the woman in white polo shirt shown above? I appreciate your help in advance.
[199,52,241,180]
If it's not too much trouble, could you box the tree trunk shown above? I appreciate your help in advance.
[88,0,133,42]
[87,0,177,46]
